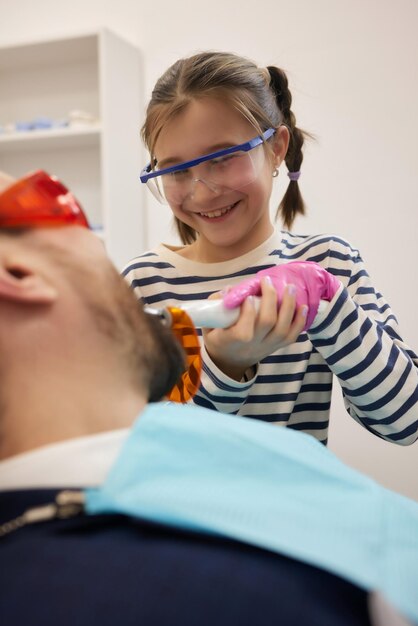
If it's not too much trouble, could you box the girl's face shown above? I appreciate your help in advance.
[153,97,288,261]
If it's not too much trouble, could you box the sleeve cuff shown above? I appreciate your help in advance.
[201,344,259,390]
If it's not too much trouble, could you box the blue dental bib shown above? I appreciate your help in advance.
[85,403,418,623]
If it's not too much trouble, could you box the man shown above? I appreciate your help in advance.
[0,171,415,626]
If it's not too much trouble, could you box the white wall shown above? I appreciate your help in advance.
[1,0,417,499]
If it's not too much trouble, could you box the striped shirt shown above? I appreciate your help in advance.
[123,228,418,446]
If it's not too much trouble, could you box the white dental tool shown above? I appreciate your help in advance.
[146,298,328,329]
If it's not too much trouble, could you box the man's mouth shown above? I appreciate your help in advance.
[198,201,239,219]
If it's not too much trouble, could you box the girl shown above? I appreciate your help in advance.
[123,51,418,446]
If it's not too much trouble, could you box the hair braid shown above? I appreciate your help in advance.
[267,66,306,229]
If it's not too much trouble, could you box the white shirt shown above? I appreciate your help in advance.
[0,429,129,490]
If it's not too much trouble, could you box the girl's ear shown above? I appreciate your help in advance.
[272,125,290,168]
[0,261,57,304]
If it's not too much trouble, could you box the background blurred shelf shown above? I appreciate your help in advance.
[0,126,102,152]
[0,29,145,268]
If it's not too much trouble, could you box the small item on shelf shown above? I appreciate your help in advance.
[32,117,54,130]
[18,117,56,131]
[1,117,70,135]
[16,121,34,132]
[68,109,100,129]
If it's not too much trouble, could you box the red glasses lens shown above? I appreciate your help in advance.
[0,170,90,229]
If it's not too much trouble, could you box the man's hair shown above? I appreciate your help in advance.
[65,252,187,403]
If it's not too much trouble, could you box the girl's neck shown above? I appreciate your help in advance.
[177,224,275,263]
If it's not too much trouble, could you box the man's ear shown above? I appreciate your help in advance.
[0,262,57,304]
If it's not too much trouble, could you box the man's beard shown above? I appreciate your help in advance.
[82,262,186,402]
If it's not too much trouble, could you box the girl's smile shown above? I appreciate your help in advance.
[197,200,239,220]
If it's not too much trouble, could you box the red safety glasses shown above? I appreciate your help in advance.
[0,170,201,401]
[0,170,90,229]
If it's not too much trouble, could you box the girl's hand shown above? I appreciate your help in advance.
[202,277,308,381]
[223,260,341,331]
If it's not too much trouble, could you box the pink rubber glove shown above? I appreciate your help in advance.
[223,261,341,331]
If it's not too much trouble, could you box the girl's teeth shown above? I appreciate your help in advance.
[200,205,233,218]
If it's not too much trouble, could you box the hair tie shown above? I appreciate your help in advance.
[287,171,301,182]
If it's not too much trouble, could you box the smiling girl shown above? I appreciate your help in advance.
[123,51,418,446]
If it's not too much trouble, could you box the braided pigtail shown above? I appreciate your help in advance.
[266,66,306,230]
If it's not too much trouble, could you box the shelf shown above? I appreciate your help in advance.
[0,29,145,269]
[0,125,102,153]
[0,33,98,71]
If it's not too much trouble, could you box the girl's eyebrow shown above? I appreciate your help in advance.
[157,141,242,169]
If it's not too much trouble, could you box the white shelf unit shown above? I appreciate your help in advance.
[0,29,146,269]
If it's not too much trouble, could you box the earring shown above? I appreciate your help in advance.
[272,168,279,178]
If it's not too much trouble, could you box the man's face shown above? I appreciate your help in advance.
[0,225,185,402]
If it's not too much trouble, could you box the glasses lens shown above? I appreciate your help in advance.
[165,307,202,402]
[154,146,265,205]
[207,149,261,189]
[0,170,90,229]
[146,177,167,205]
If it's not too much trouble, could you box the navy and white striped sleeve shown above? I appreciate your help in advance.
[309,248,418,445]
[191,344,258,414]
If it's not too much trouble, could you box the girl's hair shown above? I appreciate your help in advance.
[142,51,307,243]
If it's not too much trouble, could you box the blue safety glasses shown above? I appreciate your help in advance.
[140,127,276,204]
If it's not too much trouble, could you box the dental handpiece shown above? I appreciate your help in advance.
[157,297,328,329]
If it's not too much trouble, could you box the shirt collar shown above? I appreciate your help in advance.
[0,429,130,491]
